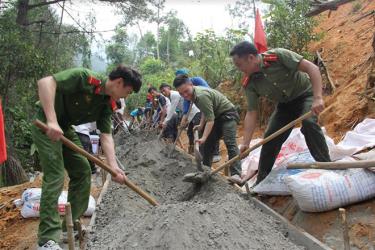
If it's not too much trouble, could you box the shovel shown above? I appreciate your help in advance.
[194,129,204,171]
[113,114,132,135]
[34,119,159,206]
[183,111,314,184]
[287,160,375,169]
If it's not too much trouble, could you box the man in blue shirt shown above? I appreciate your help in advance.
[175,69,221,162]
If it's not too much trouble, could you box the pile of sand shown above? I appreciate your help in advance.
[87,132,304,249]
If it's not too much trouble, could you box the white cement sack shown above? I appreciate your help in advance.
[20,188,96,218]
[253,151,314,195]
[286,168,375,212]
[241,129,309,175]
[327,118,375,160]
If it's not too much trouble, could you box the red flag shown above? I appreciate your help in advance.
[0,98,7,164]
[254,8,268,53]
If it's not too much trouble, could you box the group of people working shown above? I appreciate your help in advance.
[32,41,331,249]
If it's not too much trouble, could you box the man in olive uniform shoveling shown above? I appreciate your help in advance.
[230,41,331,185]
[32,65,142,250]
[173,74,242,177]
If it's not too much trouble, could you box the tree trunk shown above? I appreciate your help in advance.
[156,0,161,60]
[136,21,143,40]
[306,0,354,17]
[16,0,29,26]
[1,154,29,187]
[54,0,65,61]
[166,28,170,64]
[16,0,65,26]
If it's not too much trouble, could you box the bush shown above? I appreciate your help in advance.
[140,57,165,75]
[125,58,175,112]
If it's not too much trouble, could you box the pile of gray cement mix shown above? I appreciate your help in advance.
[87,132,305,250]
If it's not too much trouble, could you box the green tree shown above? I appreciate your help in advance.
[125,57,174,112]
[193,29,247,88]
[0,2,91,174]
[264,0,319,57]
[105,27,135,66]
[158,11,187,65]
[136,31,157,61]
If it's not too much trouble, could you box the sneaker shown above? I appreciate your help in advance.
[212,155,221,163]
[37,240,62,250]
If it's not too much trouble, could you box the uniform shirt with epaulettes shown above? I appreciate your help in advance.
[193,86,235,122]
[244,48,312,112]
[38,67,115,133]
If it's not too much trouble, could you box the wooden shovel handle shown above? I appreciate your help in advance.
[211,111,314,175]
[33,119,159,206]
[287,160,375,169]
[194,129,200,153]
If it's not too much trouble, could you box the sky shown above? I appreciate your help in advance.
[54,0,260,40]
[52,0,264,69]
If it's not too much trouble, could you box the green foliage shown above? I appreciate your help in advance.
[192,29,247,88]
[263,0,319,58]
[0,2,91,172]
[137,31,157,59]
[105,27,135,66]
[140,57,165,74]
[158,11,187,64]
[125,57,174,111]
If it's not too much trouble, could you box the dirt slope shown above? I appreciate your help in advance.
[310,0,375,141]
[217,0,375,142]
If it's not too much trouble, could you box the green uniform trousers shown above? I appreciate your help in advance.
[31,112,91,245]
[256,92,331,185]
[202,119,242,176]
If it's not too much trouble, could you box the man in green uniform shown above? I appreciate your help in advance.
[32,65,142,250]
[173,74,242,177]
[230,41,331,185]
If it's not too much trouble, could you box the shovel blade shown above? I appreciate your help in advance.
[182,171,210,183]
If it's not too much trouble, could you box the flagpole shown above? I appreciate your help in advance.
[252,0,256,18]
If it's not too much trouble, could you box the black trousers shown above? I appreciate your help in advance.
[256,92,331,184]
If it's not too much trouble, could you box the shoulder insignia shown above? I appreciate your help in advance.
[87,75,101,87]
[94,86,102,95]
[109,99,117,111]
[263,53,278,68]
[242,75,249,88]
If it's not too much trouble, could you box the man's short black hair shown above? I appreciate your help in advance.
[229,41,258,57]
[159,83,171,91]
[109,65,142,93]
[173,74,190,88]
[148,86,157,93]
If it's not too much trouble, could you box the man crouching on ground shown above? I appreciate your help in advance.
[173,74,242,177]
[32,65,142,250]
